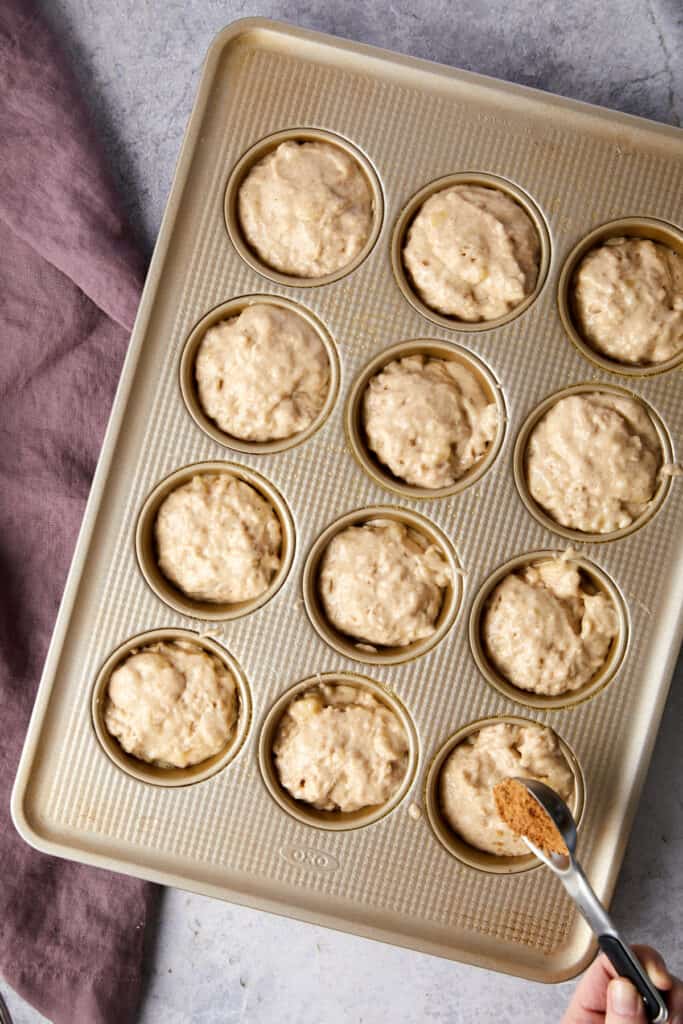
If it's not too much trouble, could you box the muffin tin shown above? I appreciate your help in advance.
[12,19,683,983]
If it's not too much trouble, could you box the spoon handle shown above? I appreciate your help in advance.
[563,863,668,1023]
[598,936,668,1023]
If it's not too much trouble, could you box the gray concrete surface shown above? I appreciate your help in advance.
[5,1,683,1021]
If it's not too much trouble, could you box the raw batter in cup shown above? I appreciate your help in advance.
[483,555,619,696]
[525,392,662,534]
[362,354,499,488]
[318,520,451,648]
[237,140,374,278]
[195,304,331,442]
[573,237,683,365]
[273,683,409,812]
[104,640,238,768]
[440,722,574,856]
[155,473,281,603]
[403,184,540,321]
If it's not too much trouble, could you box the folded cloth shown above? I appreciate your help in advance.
[0,2,155,1021]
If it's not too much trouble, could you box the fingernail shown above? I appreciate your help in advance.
[609,978,641,1015]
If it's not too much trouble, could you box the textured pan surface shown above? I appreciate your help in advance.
[11,18,683,982]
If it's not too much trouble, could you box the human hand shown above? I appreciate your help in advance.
[562,946,683,1023]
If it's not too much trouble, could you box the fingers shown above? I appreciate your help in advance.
[564,945,681,1024]
[667,974,683,1024]
[630,945,673,991]
[562,953,614,1021]
[605,978,647,1024]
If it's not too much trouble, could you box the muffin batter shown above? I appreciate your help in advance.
[319,520,451,647]
[273,683,409,812]
[237,140,374,278]
[104,640,238,768]
[362,354,499,488]
[403,184,540,321]
[574,237,683,365]
[155,473,281,603]
[526,392,662,534]
[483,555,619,696]
[440,722,574,856]
[195,304,331,442]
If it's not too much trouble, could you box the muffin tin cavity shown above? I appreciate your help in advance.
[136,461,295,620]
[91,628,252,787]
[469,550,629,710]
[180,295,340,454]
[391,172,551,332]
[424,715,585,874]
[513,384,673,544]
[302,506,463,666]
[345,339,506,499]
[258,673,418,831]
[224,128,384,287]
[558,218,683,378]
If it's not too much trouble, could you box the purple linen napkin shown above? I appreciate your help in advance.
[0,1,155,1021]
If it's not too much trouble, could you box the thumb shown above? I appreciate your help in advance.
[606,979,647,1024]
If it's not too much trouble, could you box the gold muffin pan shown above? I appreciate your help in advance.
[12,19,683,984]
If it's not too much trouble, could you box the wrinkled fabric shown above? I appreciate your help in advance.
[0,1,155,1021]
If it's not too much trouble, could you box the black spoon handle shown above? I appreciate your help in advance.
[599,934,669,1023]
